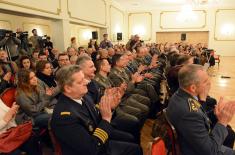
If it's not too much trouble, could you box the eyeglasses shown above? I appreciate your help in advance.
[59,59,69,61]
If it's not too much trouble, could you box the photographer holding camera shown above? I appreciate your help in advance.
[44,36,53,53]
[0,30,21,61]
[130,34,144,52]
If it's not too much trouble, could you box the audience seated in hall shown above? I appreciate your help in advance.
[0,27,234,155]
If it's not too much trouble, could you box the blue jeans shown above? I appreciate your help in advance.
[34,113,51,128]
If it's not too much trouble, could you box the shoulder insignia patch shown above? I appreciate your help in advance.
[60,112,71,116]
[188,98,201,112]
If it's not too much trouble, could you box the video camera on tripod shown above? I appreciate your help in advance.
[0,29,30,60]
[38,35,48,50]
[0,29,28,41]
[0,29,16,39]
[17,31,29,40]
[16,31,30,53]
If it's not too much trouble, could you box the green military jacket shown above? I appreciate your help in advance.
[108,67,135,93]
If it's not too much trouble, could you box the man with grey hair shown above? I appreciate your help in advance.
[166,64,235,155]
[76,55,147,143]
[51,65,141,155]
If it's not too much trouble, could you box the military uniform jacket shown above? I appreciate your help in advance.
[51,93,112,155]
[166,89,229,155]
[134,57,161,75]
[134,57,146,66]
[94,73,113,97]
[126,60,139,74]
[108,67,135,93]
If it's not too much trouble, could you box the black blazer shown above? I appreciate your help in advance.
[51,94,112,155]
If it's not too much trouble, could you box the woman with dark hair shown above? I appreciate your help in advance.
[16,69,51,128]
[18,55,35,71]
[36,60,56,88]
[88,39,99,51]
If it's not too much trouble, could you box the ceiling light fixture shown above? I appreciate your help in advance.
[191,0,222,7]
[177,4,198,22]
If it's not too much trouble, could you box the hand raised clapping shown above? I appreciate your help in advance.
[99,94,112,123]
[215,97,235,127]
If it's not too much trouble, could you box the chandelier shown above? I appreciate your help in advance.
[177,4,197,22]
[191,0,222,7]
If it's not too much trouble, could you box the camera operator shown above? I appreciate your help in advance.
[16,28,30,56]
[44,36,53,53]
[130,34,144,52]
[29,29,41,51]
[0,30,21,61]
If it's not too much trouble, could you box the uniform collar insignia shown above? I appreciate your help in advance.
[188,98,201,112]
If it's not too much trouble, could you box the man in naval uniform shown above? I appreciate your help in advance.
[51,65,142,155]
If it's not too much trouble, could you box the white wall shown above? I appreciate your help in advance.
[128,12,152,41]
[108,0,126,43]
[0,0,126,51]
[127,7,235,56]
[70,24,100,46]
[109,5,124,42]
[3,0,233,56]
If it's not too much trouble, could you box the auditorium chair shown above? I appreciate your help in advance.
[211,51,220,67]
[0,87,16,107]
[48,118,62,155]
[214,54,220,67]
[147,137,167,155]
[163,109,181,155]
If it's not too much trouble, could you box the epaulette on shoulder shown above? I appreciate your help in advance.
[60,111,71,116]
[113,69,119,74]
[95,104,99,109]
[94,78,101,83]
[188,98,201,112]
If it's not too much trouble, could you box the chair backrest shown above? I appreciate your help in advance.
[0,87,16,107]
[48,118,62,155]
[147,137,167,155]
[163,109,180,155]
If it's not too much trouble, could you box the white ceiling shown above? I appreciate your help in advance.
[113,0,235,10]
